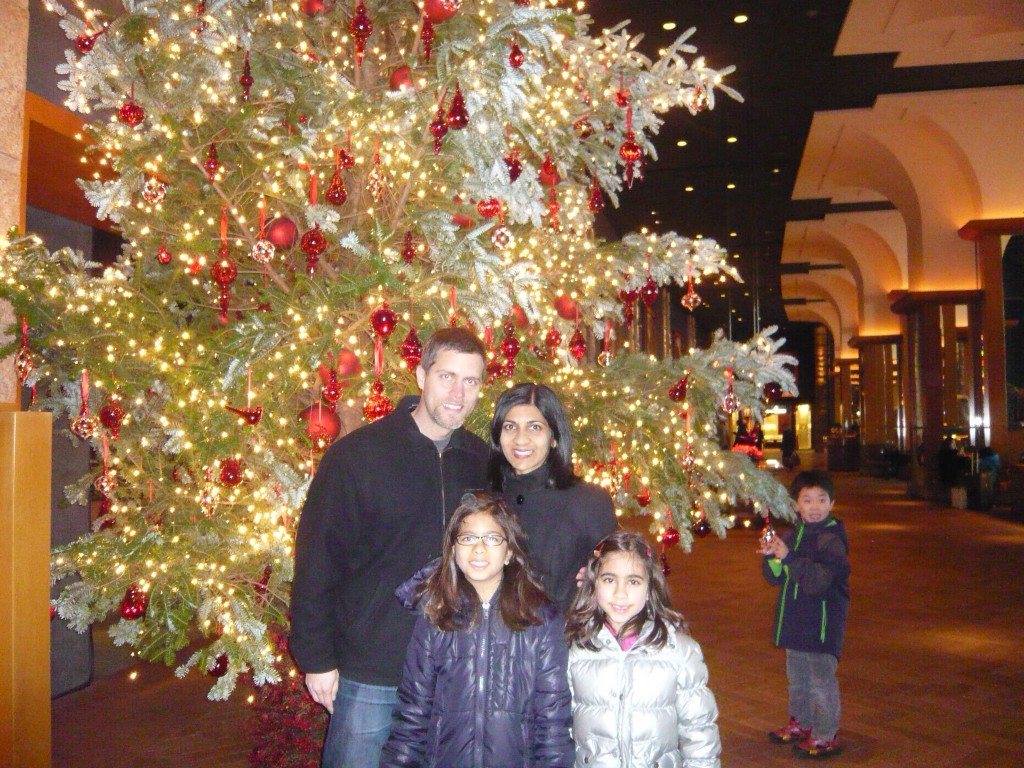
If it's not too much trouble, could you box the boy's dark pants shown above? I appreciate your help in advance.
[786,649,840,740]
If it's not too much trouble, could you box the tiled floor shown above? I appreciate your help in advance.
[53,453,1024,767]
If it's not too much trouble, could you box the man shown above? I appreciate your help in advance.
[290,327,488,768]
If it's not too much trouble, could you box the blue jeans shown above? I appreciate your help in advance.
[321,677,398,768]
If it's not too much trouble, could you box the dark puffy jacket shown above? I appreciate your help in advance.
[762,516,850,659]
[381,589,574,768]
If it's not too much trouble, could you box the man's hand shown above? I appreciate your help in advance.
[305,669,340,714]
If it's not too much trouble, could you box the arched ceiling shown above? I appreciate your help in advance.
[782,0,1024,343]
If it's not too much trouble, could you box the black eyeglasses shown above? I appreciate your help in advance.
[455,533,507,547]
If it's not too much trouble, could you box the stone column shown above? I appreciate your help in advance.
[0,0,29,410]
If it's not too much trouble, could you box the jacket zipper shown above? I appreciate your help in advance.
[475,601,491,768]
[775,523,805,645]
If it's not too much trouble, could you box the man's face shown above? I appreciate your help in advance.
[413,349,485,439]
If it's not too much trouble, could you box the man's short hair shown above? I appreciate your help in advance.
[419,327,486,371]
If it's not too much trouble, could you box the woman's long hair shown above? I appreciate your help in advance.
[565,530,686,650]
[488,382,578,490]
[420,493,550,632]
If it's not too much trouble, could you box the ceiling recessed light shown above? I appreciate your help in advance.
[730,231,738,237]
[676,139,688,147]
[727,136,738,143]
[727,183,736,189]
[685,186,694,192]
[662,22,677,31]
[773,168,780,173]
[734,14,748,24]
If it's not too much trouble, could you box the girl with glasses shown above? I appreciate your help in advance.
[381,493,573,767]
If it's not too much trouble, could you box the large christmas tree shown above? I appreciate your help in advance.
[2,0,796,700]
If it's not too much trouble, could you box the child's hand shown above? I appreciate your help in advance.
[757,536,788,560]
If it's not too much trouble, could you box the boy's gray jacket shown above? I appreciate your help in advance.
[568,624,721,768]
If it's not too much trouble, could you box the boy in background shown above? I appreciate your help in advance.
[759,470,850,758]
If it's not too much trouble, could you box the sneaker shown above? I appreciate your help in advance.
[768,717,811,744]
[793,735,841,758]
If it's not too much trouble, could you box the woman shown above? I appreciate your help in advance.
[489,382,618,611]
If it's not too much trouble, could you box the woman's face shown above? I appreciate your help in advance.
[499,403,555,475]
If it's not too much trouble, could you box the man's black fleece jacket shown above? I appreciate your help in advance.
[289,396,488,686]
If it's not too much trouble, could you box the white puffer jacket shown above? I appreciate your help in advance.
[568,623,721,768]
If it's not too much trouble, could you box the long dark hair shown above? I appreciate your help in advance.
[488,382,577,490]
[420,493,550,632]
[565,530,686,650]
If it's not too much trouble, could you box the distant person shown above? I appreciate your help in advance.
[758,470,850,758]
[936,436,967,486]
[781,427,799,470]
[565,530,722,767]
[381,494,573,767]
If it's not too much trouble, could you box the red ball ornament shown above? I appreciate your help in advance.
[99,396,127,439]
[510,305,528,328]
[157,244,172,264]
[661,526,681,547]
[634,487,652,507]
[400,327,423,368]
[120,585,148,620]
[639,276,659,308]
[363,378,394,422]
[300,403,342,450]
[336,348,361,377]
[300,0,328,15]
[763,381,783,402]
[538,153,560,187]
[370,302,398,339]
[446,83,469,130]
[118,97,145,127]
[476,198,501,219]
[552,294,577,320]
[208,654,229,678]
[266,217,298,249]
[568,328,587,361]
[389,65,413,91]
[326,170,348,206]
[218,457,243,487]
[692,517,712,538]
[423,0,460,22]
[667,376,688,402]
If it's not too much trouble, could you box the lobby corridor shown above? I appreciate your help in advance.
[52,463,1024,767]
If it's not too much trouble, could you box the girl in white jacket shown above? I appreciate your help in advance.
[565,531,721,768]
